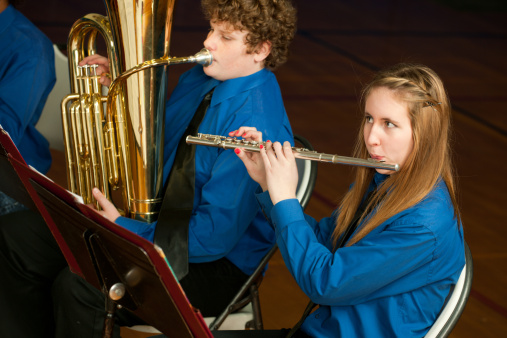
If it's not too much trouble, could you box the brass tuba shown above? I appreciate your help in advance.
[61,0,212,222]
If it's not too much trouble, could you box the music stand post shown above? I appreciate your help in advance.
[0,126,213,338]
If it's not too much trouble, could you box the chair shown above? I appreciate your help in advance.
[126,134,318,334]
[294,134,318,210]
[36,44,70,151]
[425,241,473,338]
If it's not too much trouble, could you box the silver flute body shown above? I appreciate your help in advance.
[186,134,399,171]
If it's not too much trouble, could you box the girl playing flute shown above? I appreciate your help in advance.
[232,63,465,338]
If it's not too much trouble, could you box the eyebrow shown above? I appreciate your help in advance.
[211,21,235,34]
[219,27,234,34]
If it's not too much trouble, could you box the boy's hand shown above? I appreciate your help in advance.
[79,54,111,86]
[90,188,121,222]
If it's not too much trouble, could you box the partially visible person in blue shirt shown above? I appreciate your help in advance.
[0,0,55,215]
[234,63,465,337]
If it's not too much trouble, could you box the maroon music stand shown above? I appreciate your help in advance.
[0,126,80,274]
[0,126,213,338]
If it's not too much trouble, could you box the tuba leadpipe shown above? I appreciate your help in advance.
[186,134,399,171]
[61,0,213,222]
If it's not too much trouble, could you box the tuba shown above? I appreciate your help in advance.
[61,0,212,222]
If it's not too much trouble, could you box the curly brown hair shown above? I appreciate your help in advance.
[201,0,297,70]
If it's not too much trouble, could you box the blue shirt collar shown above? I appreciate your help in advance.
[373,172,389,188]
[211,68,271,107]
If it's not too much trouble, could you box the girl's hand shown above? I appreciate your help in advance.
[231,127,268,190]
[79,54,111,86]
[261,141,298,205]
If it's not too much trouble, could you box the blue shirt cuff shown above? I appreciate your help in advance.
[255,188,273,219]
[115,216,156,242]
[271,198,305,231]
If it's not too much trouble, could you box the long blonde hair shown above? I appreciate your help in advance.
[332,63,460,247]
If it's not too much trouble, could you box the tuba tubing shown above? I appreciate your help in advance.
[186,133,399,171]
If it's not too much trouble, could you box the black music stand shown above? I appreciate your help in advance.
[1,126,213,338]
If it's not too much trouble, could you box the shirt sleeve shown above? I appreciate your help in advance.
[115,216,156,242]
[256,193,336,248]
[270,199,439,306]
[0,44,54,144]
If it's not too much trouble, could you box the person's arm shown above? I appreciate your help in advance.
[115,217,156,241]
[234,128,298,205]
[271,201,446,306]
[236,125,442,305]
[237,127,336,245]
[255,189,336,249]
[0,43,55,144]
[92,188,156,241]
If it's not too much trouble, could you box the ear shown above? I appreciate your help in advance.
[253,41,272,63]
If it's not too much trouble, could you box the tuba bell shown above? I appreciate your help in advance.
[61,0,212,222]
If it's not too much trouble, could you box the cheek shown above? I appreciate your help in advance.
[397,134,414,163]
[362,125,370,143]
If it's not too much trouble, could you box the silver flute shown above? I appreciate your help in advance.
[186,133,399,171]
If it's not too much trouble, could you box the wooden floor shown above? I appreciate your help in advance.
[23,0,507,336]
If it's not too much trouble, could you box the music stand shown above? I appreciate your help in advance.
[2,127,213,338]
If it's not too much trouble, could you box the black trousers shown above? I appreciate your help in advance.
[0,209,248,338]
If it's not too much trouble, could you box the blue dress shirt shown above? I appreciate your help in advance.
[116,65,293,276]
[256,173,465,337]
[0,4,55,173]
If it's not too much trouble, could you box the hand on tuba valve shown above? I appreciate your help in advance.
[78,54,112,86]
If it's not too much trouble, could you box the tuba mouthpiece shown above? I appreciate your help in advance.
[191,48,213,67]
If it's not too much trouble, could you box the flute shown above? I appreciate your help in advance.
[186,133,399,171]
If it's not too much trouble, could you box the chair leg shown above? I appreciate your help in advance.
[250,284,263,330]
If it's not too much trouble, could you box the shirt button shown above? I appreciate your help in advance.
[315,314,320,319]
